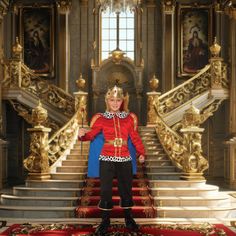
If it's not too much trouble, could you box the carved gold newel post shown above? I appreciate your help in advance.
[24,101,51,180]
[74,74,88,125]
[10,37,23,87]
[180,105,209,180]
[147,75,161,126]
[209,37,226,89]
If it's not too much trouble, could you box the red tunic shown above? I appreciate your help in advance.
[80,111,145,160]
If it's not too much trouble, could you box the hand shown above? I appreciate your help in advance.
[78,128,88,138]
[139,155,145,164]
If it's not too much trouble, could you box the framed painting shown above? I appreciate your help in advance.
[19,6,54,77]
[178,5,212,76]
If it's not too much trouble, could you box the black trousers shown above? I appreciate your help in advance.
[98,160,134,210]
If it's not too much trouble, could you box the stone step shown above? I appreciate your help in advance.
[145,155,169,161]
[13,186,82,197]
[1,217,235,224]
[1,194,79,207]
[70,149,89,155]
[144,160,172,166]
[26,179,85,188]
[74,143,90,149]
[51,173,86,180]
[155,206,234,218]
[152,195,230,207]
[148,180,206,188]
[56,166,87,173]
[61,160,88,166]
[67,155,88,160]
[145,166,176,173]
[0,206,76,218]
[141,137,158,141]
[146,172,181,180]
[150,185,219,197]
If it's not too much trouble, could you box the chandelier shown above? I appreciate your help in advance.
[97,0,141,13]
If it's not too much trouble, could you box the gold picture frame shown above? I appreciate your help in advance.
[177,4,212,77]
[19,5,55,78]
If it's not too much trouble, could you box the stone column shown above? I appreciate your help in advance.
[224,14,236,189]
[56,0,72,92]
[0,0,9,190]
[161,0,175,92]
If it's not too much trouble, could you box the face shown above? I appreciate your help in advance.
[107,97,123,113]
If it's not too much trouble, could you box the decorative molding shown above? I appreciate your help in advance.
[0,0,9,24]
[162,0,176,14]
[56,0,72,14]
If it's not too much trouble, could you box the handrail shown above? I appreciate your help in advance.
[48,108,80,166]
[2,58,75,117]
[158,65,211,115]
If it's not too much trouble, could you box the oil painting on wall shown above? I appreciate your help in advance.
[178,6,212,76]
[20,7,54,77]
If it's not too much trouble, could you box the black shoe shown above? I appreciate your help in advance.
[125,217,139,231]
[95,219,110,235]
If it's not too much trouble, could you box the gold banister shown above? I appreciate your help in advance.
[2,38,75,117]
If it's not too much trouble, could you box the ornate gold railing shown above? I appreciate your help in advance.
[147,39,229,180]
[47,108,80,166]
[1,38,75,117]
[158,39,228,116]
[155,104,209,180]
[158,65,211,115]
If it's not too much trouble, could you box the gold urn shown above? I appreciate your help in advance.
[12,37,23,57]
[76,74,86,90]
[210,37,221,57]
[149,74,159,92]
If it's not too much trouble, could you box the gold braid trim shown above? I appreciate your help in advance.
[130,113,138,131]
[90,114,102,127]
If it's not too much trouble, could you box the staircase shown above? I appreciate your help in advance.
[1,126,236,224]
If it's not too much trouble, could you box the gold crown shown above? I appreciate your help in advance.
[105,85,124,100]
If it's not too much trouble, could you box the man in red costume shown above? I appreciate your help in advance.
[78,85,145,235]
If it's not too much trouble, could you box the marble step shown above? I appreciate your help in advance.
[144,160,172,166]
[155,206,234,218]
[51,173,86,180]
[61,160,88,166]
[56,166,87,173]
[148,180,206,188]
[0,205,76,218]
[145,165,176,173]
[25,179,85,188]
[1,194,79,206]
[141,137,158,141]
[150,184,219,197]
[74,143,90,149]
[67,154,88,160]
[1,217,235,224]
[70,149,89,155]
[145,155,169,161]
[146,172,181,180]
[13,186,82,197]
[152,195,230,207]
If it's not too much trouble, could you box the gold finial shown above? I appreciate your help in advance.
[76,73,86,91]
[12,37,23,57]
[210,37,221,57]
[32,100,48,127]
[182,104,201,127]
[110,48,125,64]
[149,74,159,92]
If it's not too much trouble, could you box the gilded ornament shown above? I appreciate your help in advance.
[210,37,221,57]
[149,74,159,92]
[12,37,23,58]
[110,48,126,64]
[76,73,86,91]
[32,101,48,127]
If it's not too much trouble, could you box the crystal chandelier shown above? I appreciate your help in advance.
[97,0,141,13]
